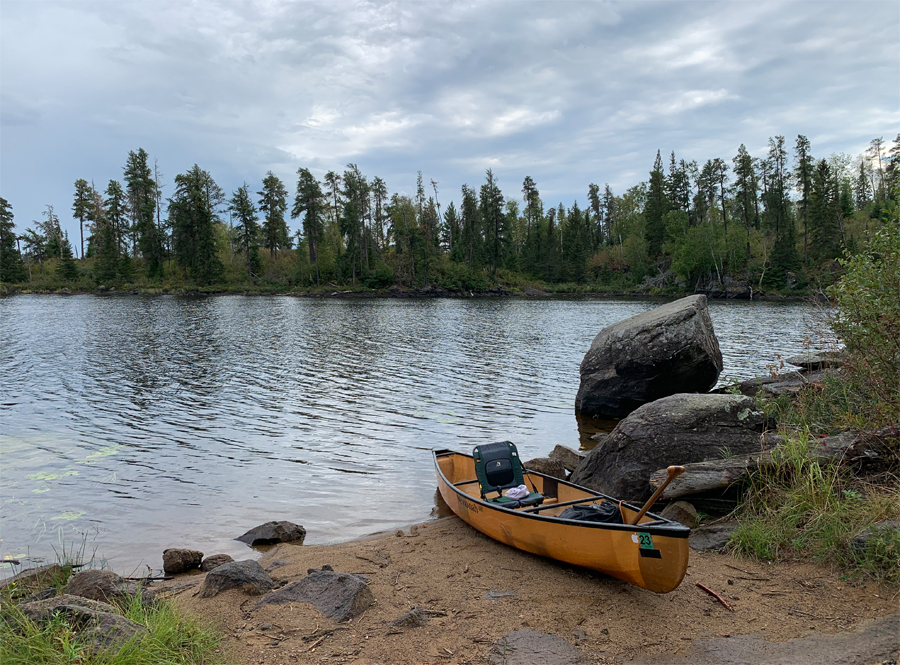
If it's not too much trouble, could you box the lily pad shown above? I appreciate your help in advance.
[50,510,85,521]
[26,470,78,482]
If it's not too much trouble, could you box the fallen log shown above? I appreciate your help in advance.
[649,426,899,499]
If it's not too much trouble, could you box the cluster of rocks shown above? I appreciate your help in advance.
[533,295,897,551]
[1,566,157,655]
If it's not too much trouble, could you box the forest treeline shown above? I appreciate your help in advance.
[1,134,898,294]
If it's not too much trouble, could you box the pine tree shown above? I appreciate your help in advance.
[732,144,758,260]
[794,135,813,263]
[56,232,79,282]
[124,148,164,278]
[72,179,93,260]
[105,180,128,259]
[169,165,224,284]
[0,197,26,283]
[645,150,669,256]
[480,169,505,278]
[229,183,261,282]
[292,168,325,285]
[258,171,289,259]
[809,159,840,262]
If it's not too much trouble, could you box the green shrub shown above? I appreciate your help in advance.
[827,215,900,427]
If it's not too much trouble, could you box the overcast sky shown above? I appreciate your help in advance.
[1,0,898,242]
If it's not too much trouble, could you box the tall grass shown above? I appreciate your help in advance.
[1,559,225,665]
[731,431,900,585]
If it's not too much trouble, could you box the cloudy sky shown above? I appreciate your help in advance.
[1,0,898,243]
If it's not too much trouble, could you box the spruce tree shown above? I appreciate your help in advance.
[292,167,325,285]
[124,148,164,278]
[645,150,669,256]
[809,159,840,262]
[0,196,26,283]
[72,178,93,260]
[169,165,224,284]
[229,183,261,283]
[56,232,79,282]
[258,171,289,258]
[794,135,813,263]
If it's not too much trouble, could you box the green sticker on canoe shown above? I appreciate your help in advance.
[637,532,654,550]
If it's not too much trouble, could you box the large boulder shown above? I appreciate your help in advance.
[575,295,723,419]
[569,393,773,501]
[256,567,373,622]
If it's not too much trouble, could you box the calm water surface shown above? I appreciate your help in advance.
[0,295,826,574]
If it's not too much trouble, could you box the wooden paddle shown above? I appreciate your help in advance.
[628,465,685,525]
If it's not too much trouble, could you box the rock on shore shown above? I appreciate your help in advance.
[575,295,723,419]
[570,393,774,501]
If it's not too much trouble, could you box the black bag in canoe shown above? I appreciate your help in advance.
[559,501,622,524]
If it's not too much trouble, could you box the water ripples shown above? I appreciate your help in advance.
[0,295,822,573]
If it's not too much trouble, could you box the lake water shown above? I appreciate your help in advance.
[0,295,828,575]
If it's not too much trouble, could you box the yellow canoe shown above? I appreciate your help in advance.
[434,448,690,593]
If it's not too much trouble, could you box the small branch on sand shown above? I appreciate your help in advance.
[697,582,734,610]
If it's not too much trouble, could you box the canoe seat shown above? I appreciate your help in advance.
[473,442,544,509]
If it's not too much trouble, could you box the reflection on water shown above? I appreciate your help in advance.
[0,295,823,573]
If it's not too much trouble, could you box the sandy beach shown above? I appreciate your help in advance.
[159,516,899,664]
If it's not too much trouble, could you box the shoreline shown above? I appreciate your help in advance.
[0,285,812,301]
[159,515,899,664]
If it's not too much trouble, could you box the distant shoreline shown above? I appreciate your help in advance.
[0,285,812,301]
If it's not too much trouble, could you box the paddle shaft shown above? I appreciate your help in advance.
[629,465,685,525]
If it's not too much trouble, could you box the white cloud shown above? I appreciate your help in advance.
[0,0,897,236]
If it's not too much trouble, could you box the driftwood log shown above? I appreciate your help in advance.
[649,426,899,499]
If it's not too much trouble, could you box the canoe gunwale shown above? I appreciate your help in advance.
[433,448,690,539]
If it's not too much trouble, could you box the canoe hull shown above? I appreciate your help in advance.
[434,449,690,593]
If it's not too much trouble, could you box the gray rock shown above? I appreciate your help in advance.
[689,522,738,551]
[20,594,146,654]
[660,501,699,529]
[548,445,586,473]
[570,393,772,501]
[575,295,723,419]
[784,350,844,370]
[851,520,900,551]
[66,569,152,607]
[256,568,373,622]
[523,287,550,297]
[163,548,204,574]
[198,560,274,598]
[200,553,234,572]
[488,629,589,665]
[20,594,119,621]
[524,457,566,479]
[236,521,306,547]
[0,563,69,596]
[389,607,429,628]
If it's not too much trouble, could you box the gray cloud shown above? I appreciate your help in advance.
[1,0,897,239]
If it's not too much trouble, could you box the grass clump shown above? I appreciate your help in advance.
[1,570,225,665]
[732,431,900,585]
